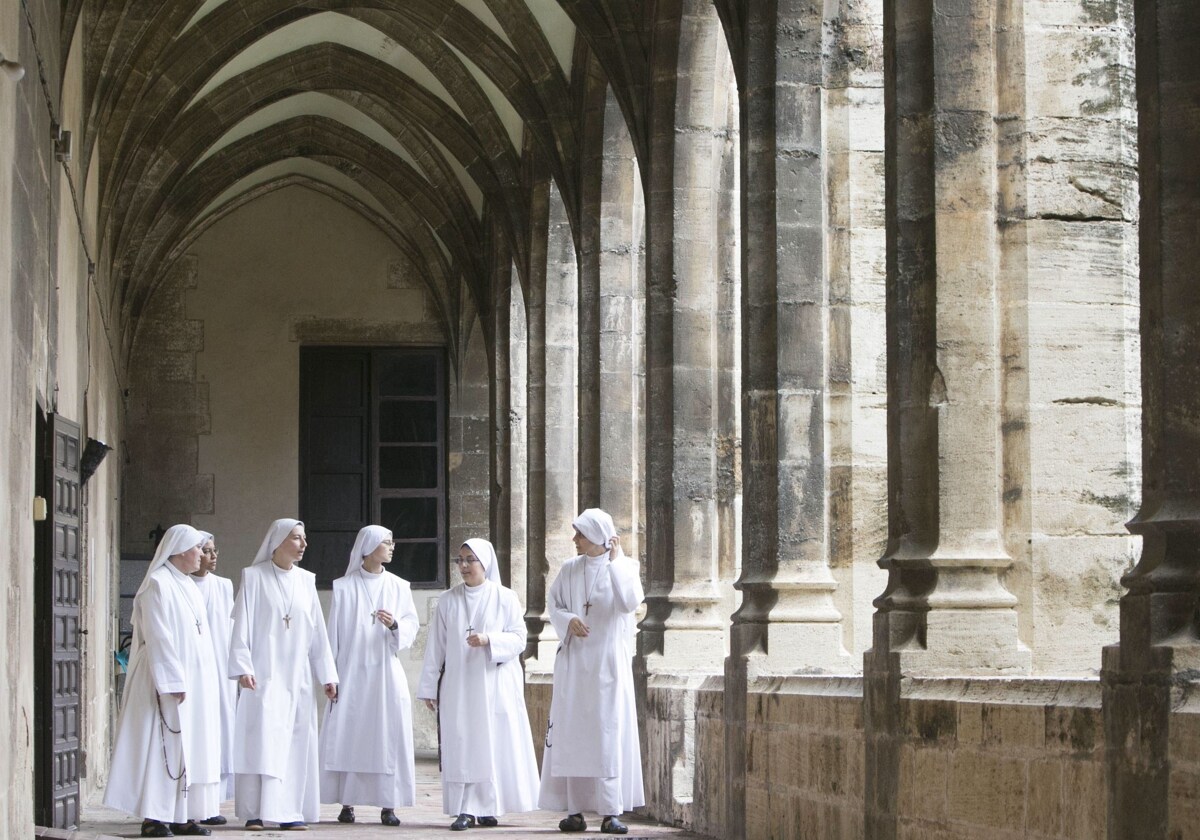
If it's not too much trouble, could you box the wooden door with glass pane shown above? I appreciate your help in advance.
[300,347,446,588]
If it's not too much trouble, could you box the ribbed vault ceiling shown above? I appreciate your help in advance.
[75,0,635,364]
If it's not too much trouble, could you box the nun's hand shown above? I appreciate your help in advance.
[568,617,590,637]
[424,699,437,712]
[467,632,489,647]
[170,692,186,702]
[608,535,622,557]
[239,674,256,690]
[324,683,338,701]
[376,609,395,628]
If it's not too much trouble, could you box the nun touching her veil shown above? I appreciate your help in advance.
[319,525,420,827]
[416,538,539,832]
[538,508,645,836]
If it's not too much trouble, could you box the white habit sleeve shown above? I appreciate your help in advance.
[416,597,447,700]
[488,588,527,665]
[141,578,187,695]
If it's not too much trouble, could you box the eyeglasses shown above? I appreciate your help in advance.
[380,540,395,547]
[453,557,479,566]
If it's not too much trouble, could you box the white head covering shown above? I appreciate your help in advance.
[252,518,304,565]
[572,508,618,550]
[198,530,214,543]
[136,524,206,598]
[462,537,502,584]
[346,525,392,577]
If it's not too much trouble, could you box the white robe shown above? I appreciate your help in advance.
[319,567,419,808]
[192,572,236,801]
[538,552,645,814]
[228,562,338,823]
[105,563,222,822]
[416,580,540,817]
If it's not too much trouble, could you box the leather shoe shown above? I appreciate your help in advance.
[450,813,476,831]
[381,808,400,826]
[199,815,226,826]
[338,806,355,823]
[601,815,629,835]
[478,816,499,827]
[279,822,307,831]
[559,813,587,832]
[169,822,211,836]
[140,821,172,838]
[245,819,264,831]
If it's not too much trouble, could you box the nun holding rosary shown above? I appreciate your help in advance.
[104,524,221,838]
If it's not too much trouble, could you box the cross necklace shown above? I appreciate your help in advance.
[169,567,204,635]
[270,562,297,629]
[355,566,384,625]
[461,584,488,640]
[581,557,605,616]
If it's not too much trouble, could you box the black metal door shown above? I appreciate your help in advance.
[35,412,82,828]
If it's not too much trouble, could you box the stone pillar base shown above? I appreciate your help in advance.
[892,609,1031,676]
[760,621,853,673]
[654,627,726,671]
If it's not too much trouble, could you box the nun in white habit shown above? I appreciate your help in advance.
[229,518,338,830]
[538,508,645,835]
[191,531,236,812]
[319,525,420,826]
[416,538,540,831]
[104,524,222,838]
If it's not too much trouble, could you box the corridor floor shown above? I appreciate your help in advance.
[76,758,705,839]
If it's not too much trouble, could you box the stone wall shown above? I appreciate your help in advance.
[1,0,122,826]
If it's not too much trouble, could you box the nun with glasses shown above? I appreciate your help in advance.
[538,508,645,836]
[229,518,338,831]
[319,525,420,827]
[416,538,540,831]
[104,524,222,837]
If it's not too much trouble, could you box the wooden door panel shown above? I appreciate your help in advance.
[36,413,82,828]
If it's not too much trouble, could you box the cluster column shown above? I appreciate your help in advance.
[639,0,729,670]
[868,0,1029,675]
[1102,3,1200,838]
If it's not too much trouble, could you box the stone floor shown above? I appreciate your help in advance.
[77,759,704,839]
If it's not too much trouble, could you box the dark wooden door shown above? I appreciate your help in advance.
[35,412,83,828]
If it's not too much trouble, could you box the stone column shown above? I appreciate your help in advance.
[489,221,513,583]
[1103,3,1200,838]
[529,181,578,670]
[506,265,529,605]
[868,0,1029,677]
[524,176,550,656]
[640,0,727,670]
[730,0,853,677]
[598,85,644,557]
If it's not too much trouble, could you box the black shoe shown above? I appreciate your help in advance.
[169,823,211,837]
[478,816,499,827]
[199,815,226,826]
[279,822,307,831]
[245,819,264,831]
[450,813,476,831]
[381,808,400,827]
[601,816,629,835]
[559,813,587,832]
[140,821,173,838]
[338,806,355,823]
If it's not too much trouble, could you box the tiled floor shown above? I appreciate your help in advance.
[78,759,705,839]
